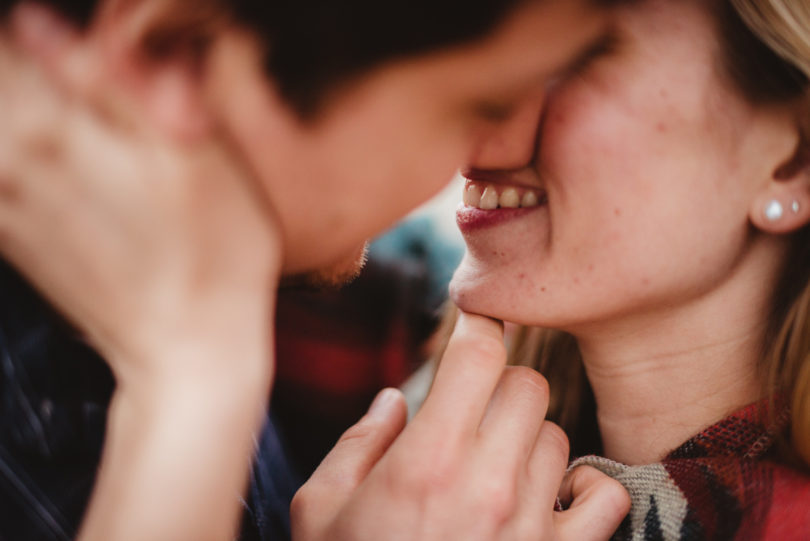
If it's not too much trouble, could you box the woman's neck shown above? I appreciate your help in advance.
[581,332,761,465]
[569,234,791,465]
[573,287,770,465]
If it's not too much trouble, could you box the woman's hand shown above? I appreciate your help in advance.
[0,5,282,539]
[292,312,630,541]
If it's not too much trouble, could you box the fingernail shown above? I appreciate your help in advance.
[368,388,399,420]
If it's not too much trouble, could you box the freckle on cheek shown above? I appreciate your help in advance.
[614,208,622,217]
[541,287,547,292]
[642,278,650,286]
[656,122,668,133]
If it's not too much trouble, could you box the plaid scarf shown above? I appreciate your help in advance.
[571,402,810,540]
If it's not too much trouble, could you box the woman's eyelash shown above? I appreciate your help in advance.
[565,33,619,77]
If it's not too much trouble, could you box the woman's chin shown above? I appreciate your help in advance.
[449,278,501,319]
[449,278,475,311]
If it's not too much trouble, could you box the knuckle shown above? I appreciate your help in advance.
[334,409,401,455]
[504,366,550,399]
[289,486,316,522]
[388,440,461,498]
[576,468,631,514]
[478,479,517,524]
[608,479,633,516]
[600,473,630,499]
[564,465,631,520]
[564,464,591,495]
[337,418,379,446]
[461,334,507,368]
[475,332,508,359]
[541,421,571,458]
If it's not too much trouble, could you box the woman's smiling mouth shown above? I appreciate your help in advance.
[457,179,547,233]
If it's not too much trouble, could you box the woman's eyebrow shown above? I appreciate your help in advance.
[512,29,620,94]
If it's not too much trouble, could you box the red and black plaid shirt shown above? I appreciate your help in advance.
[572,401,810,540]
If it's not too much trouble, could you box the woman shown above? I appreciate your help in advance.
[449,0,810,538]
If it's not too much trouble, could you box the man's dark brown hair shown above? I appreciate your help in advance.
[2,0,630,116]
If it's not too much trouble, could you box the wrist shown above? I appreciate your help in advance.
[96,286,277,392]
[116,334,274,412]
[81,359,272,541]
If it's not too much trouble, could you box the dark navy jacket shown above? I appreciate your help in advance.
[0,261,299,540]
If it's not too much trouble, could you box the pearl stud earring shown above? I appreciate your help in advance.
[765,200,784,221]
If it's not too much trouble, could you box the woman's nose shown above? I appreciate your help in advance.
[468,95,544,171]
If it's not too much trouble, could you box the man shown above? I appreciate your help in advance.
[0,0,631,539]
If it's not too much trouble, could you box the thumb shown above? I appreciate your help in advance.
[316,388,408,487]
[555,465,631,541]
[292,388,407,531]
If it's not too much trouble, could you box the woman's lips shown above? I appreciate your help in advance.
[457,180,547,233]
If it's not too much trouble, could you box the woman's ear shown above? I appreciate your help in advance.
[750,125,810,235]
[90,0,224,140]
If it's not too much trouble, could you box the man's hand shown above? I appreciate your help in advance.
[0,5,281,539]
[292,312,630,541]
[0,4,280,387]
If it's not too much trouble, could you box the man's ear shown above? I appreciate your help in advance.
[89,0,224,140]
[750,122,810,235]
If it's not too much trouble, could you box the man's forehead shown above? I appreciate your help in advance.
[293,0,623,120]
[454,0,613,84]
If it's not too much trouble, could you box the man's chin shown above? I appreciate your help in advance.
[280,243,369,290]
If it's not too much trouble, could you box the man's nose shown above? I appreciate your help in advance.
[468,95,544,171]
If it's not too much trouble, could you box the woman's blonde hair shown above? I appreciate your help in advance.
[730,1,810,79]
[732,0,810,470]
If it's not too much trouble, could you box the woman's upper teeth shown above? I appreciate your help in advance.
[463,182,544,210]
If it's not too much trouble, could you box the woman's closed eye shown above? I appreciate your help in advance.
[468,32,620,127]
[547,31,620,91]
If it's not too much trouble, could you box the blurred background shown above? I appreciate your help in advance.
[272,176,464,478]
